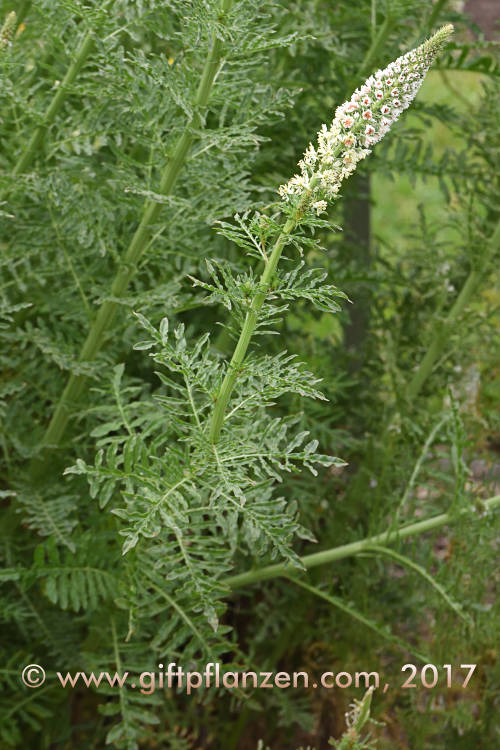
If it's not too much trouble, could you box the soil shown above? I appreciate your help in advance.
[464,0,500,39]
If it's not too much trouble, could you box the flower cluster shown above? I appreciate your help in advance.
[0,12,16,51]
[279,25,453,214]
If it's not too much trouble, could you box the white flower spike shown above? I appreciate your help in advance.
[0,11,17,51]
[279,25,454,212]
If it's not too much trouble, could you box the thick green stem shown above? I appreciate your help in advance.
[209,214,297,442]
[209,182,316,443]
[34,0,234,458]
[407,219,500,400]
[12,29,96,175]
[225,494,500,590]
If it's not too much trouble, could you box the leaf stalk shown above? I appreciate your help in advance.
[225,494,500,589]
[32,0,234,463]
[12,30,96,175]
[407,218,500,399]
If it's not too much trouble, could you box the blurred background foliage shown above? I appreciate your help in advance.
[0,1,499,748]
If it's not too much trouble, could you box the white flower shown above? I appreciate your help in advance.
[312,200,328,215]
[278,25,453,212]
[300,143,318,168]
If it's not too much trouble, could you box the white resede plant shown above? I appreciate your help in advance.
[0,11,17,51]
[279,24,454,213]
[279,24,453,214]
[67,24,457,648]
[209,25,454,441]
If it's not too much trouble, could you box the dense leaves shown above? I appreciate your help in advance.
[0,1,499,749]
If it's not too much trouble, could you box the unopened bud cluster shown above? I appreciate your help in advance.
[279,25,453,214]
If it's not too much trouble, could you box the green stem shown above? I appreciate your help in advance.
[34,0,234,459]
[335,687,373,749]
[224,494,500,589]
[12,29,96,175]
[407,219,500,400]
[209,188,313,443]
[356,12,392,81]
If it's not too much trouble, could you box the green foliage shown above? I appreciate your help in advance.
[0,1,499,749]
